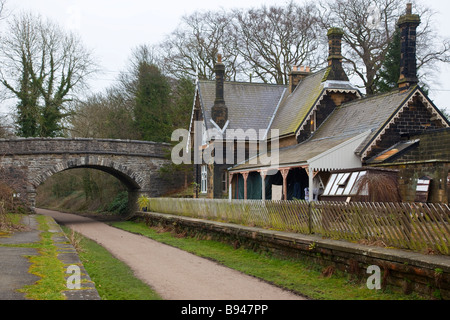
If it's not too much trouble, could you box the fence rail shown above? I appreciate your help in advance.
[147,198,450,255]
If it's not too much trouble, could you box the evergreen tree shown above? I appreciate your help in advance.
[375,28,430,94]
[0,12,96,138]
[158,77,196,189]
[376,29,401,93]
[133,62,172,142]
[170,77,195,131]
[14,58,40,137]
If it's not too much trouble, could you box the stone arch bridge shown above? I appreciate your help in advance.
[0,138,179,213]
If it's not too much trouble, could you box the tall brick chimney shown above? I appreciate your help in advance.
[211,54,228,129]
[397,3,421,92]
[326,28,349,82]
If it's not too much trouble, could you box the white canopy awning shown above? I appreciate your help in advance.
[307,130,372,171]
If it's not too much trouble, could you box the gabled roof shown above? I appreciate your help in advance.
[229,131,369,172]
[313,87,416,156]
[229,86,440,172]
[268,68,359,138]
[194,68,359,141]
[354,86,449,158]
[196,80,287,137]
[366,139,420,164]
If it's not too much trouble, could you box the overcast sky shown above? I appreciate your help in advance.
[1,0,450,116]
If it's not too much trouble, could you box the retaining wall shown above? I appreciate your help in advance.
[134,211,450,300]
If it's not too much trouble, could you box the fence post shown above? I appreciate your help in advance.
[308,201,313,234]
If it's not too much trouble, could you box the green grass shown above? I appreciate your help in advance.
[1,213,161,300]
[111,220,426,300]
[0,213,29,237]
[1,213,427,300]
[17,215,67,300]
[61,225,162,300]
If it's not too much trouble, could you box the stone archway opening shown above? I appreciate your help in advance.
[0,138,182,215]
[34,165,145,216]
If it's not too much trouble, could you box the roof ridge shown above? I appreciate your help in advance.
[337,87,415,108]
[197,79,287,87]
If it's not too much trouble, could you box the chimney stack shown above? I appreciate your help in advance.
[397,3,421,92]
[289,65,311,93]
[211,54,228,129]
[325,28,349,82]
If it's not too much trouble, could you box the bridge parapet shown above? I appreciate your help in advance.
[0,138,171,158]
[0,138,181,213]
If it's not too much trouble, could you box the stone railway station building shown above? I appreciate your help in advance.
[189,4,450,204]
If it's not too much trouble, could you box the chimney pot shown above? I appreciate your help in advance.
[406,3,412,15]
[289,65,310,93]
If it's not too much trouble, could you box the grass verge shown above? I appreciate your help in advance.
[0,213,29,236]
[111,220,426,300]
[17,214,67,300]
[60,225,162,300]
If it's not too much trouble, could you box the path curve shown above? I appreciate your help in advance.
[37,208,306,300]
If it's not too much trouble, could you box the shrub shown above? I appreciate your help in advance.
[107,191,128,215]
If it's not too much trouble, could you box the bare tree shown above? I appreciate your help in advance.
[320,0,450,94]
[231,1,323,84]
[0,0,7,19]
[160,9,242,81]
[116,44,162,101]
[68,89,139,140]
[160,2,323,85]
[0,161,30,218]
[413,2,450,88]
[0,11,98,137]
[0,114,14,138]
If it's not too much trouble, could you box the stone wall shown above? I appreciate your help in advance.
[374,128,450,203]
[396,128,450,163]
[0,137,169,157]
[366,95,446,160]
[135,211,450,300]
[0,138,183,211]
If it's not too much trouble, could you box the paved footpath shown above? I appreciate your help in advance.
[37,208,306,300]
[0,213,100,300]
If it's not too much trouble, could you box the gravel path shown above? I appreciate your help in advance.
[37,208,305,300]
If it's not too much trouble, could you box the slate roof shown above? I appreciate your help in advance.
[230,87,417,171]
[196,80,287,137]
[313,87,415,156]
[268,69,328,137]
[268,68,359,138]
[231,134,356,171]
[196,67,359,141]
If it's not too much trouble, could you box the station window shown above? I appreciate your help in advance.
[201,165,208,194]
[222,171,227,193]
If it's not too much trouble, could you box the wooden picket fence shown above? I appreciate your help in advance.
[146,198,450,255]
